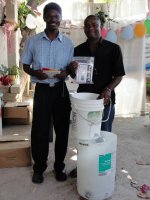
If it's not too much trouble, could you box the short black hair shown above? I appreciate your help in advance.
[43,2,62,18]
[84,15,101,26]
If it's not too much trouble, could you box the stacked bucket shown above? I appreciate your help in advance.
[71,93,117,200]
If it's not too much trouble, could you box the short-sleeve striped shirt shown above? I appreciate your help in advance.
[21,31,74,84]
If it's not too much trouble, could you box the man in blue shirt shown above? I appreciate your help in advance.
[21,2,74,183]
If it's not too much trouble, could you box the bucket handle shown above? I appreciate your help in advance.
[73,99,111,125]
[102,99,112,123]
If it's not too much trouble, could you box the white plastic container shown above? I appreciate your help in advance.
[71,93,104,140]
[77,131,117,200]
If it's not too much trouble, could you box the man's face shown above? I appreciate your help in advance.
[44,9,61,31]
[84,16,101,39]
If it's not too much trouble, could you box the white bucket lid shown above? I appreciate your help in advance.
[71,93,104,110]
[71,92,99,100]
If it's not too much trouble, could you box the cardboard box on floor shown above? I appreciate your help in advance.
[3,102,32,125]
[0,140,31,168]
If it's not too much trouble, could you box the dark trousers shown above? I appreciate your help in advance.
[101,104,115,132]
[31,82,71,174]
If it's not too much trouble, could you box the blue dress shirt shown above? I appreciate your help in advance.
[21,31,74,84]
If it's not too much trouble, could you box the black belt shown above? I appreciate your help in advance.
[36,81,64,88]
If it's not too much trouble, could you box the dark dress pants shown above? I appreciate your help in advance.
[31,82,71,174]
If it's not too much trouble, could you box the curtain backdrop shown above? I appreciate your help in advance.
[109,0,148,19]
[115,37,146,117]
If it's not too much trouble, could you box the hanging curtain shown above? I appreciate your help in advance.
[109,0,148,20]
[116,37,146,117]
[109,0,147,116]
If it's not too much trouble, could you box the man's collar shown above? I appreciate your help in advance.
[86,37,103,45]
[99,37,103,44]
[40,31,63,42]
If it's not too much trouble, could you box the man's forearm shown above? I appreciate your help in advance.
[67,61,78,79]
[23,64,50,80]
[106,76,123,91]
[23,64,35,76]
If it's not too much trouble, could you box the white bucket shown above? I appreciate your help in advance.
[77,131,117,200]
[71,93,104,140]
